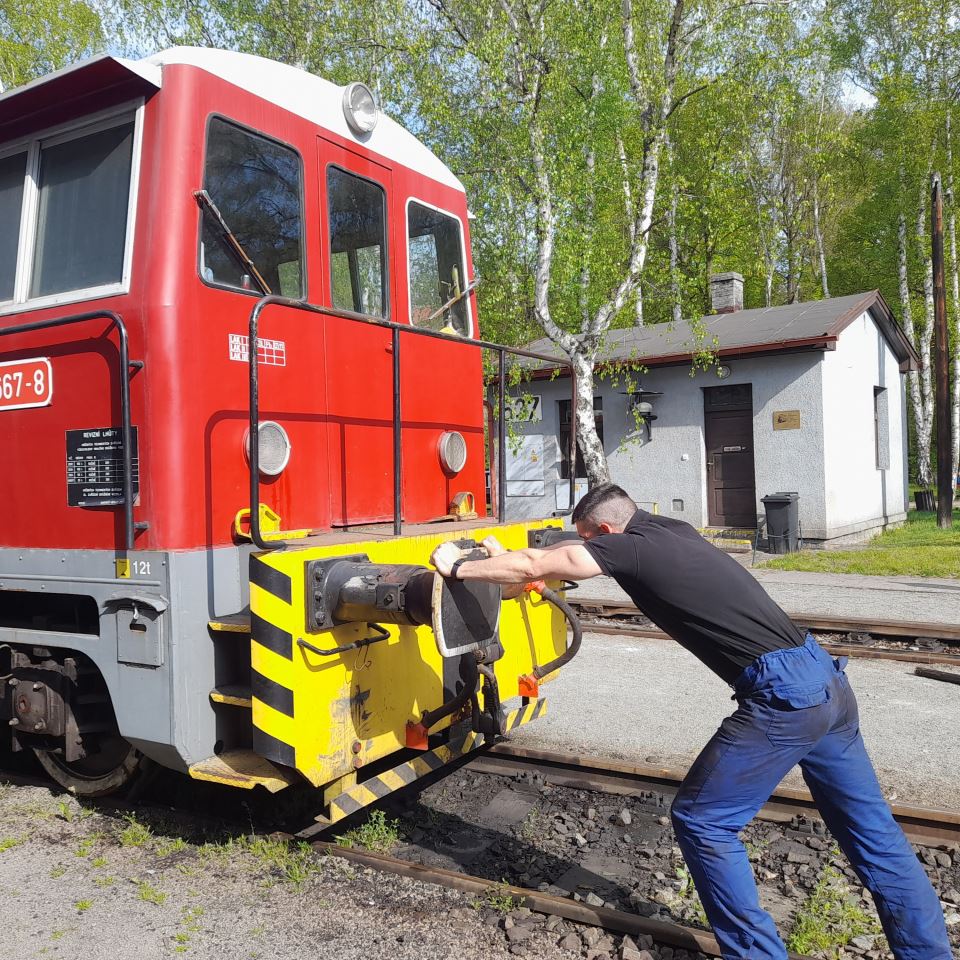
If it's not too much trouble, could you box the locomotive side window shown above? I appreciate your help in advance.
[200,118,304,297]
[0,107,141,312]
[327,166,387,317]
[407,201,470,335]
[31,122,135,298]
[0,152,27,303]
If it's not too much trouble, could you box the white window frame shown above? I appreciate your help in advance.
[0,99,145,317]
[404,196,474,338]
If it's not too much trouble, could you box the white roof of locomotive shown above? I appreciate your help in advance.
[143,48,465,192]
[0,46,464,193]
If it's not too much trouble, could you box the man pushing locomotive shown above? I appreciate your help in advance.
[430,484,951,960]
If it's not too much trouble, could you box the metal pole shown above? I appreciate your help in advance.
[392,327,402,536]
[497,349,506,522]
[931,174,954,528]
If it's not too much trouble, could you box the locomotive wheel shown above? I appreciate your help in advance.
[33,738,142,798]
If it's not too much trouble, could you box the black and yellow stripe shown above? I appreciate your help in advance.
[249,554,297,768]
[504,697,547,732]
[329,731,482,822]
[327,698,548,823]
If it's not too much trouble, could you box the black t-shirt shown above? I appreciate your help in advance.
[583,510,805,685]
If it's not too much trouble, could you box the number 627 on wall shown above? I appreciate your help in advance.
[0,357,53,411]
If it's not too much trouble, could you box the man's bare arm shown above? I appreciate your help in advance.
[430,540,603,584]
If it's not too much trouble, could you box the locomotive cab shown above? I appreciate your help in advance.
[0,49,576,812]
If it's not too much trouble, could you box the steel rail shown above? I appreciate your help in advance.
[309,838,810,959]
[577,617,960,668]
[476,744,960,848]
[0,310,144,550]
[247,295,577,550]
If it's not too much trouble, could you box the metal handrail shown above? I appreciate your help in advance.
[0,310,144,551]
[247,295,577,550]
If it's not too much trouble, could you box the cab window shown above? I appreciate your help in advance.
[200,118,304,297]
[407,201,470,335]
[1,112,137,308]
[327,166,387,317]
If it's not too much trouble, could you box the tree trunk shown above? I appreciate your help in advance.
[571,351,610,486]
[813,179,829,298]
[898,210,930,486]
[946,108,960,478]
[667,135,682,324]
[910,187,936,486]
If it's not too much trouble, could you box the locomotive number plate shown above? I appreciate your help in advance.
[0,357,53,411]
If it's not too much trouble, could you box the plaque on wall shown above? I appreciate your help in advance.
[773,410,801,430]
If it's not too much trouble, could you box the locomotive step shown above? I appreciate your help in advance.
[209,685,252,708]
[188,749,298,792]
[208,613,251,635]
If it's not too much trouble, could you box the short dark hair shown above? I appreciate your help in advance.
[572,483,637,529]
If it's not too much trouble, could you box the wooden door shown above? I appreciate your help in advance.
[704,385,757,527]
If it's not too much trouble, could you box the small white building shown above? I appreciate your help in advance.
[503,278,920,545]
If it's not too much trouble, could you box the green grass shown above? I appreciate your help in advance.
[0,837,22,853]
[470,881,519,914]
[119,815,152,848]
[786,866,882,955]
[336,809,400,854]
[137,881,166,905]
[762,509,960,578]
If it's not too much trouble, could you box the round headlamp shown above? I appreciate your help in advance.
[342,82,379,136]
[438,431,468,474]
[245,421,292,477]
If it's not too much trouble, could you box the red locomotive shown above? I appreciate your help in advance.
[0,48,575,814]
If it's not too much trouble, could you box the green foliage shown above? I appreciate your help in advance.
[137,880,167,905]
[336,809,400,854]
[74,899,93,913]
[471,881,519,914]
[762,508,960,577]
[0,0,103,89]
[0,837,21,853]
[119,815,152,848]
[786,866,882,955]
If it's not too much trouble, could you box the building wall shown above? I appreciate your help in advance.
[820,310,908,539]
[504,352,827,533]
[503,309,908,541]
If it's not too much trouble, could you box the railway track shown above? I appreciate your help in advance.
[3,739,958,958]
[570,598,960,668]
[302,742,960,960]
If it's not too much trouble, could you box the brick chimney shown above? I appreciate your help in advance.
[709,272,744,314]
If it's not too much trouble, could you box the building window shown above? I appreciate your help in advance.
[1,108,141,311]
[407,200,470,335]
[559,397,603,479]
[874,387,889,470]
[200,118,304,297]
[328,166,387,317]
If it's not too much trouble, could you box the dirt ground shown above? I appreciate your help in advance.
[0,780,578,960]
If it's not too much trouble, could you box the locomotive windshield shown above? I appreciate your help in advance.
[200,118,304,297]
[407,201,470,336]
[0,114,135,308]
[327,166,387,317]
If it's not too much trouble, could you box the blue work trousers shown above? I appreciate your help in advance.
[670,636,951,960]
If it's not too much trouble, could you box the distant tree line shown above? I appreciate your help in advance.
[3,0,957,485]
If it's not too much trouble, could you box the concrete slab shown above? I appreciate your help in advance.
[476,788,538,827]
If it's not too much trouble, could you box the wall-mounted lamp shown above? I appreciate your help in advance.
[624,390,662,440]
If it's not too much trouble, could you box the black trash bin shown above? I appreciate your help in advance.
[761,491,800,554]
[914,490,935,512]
